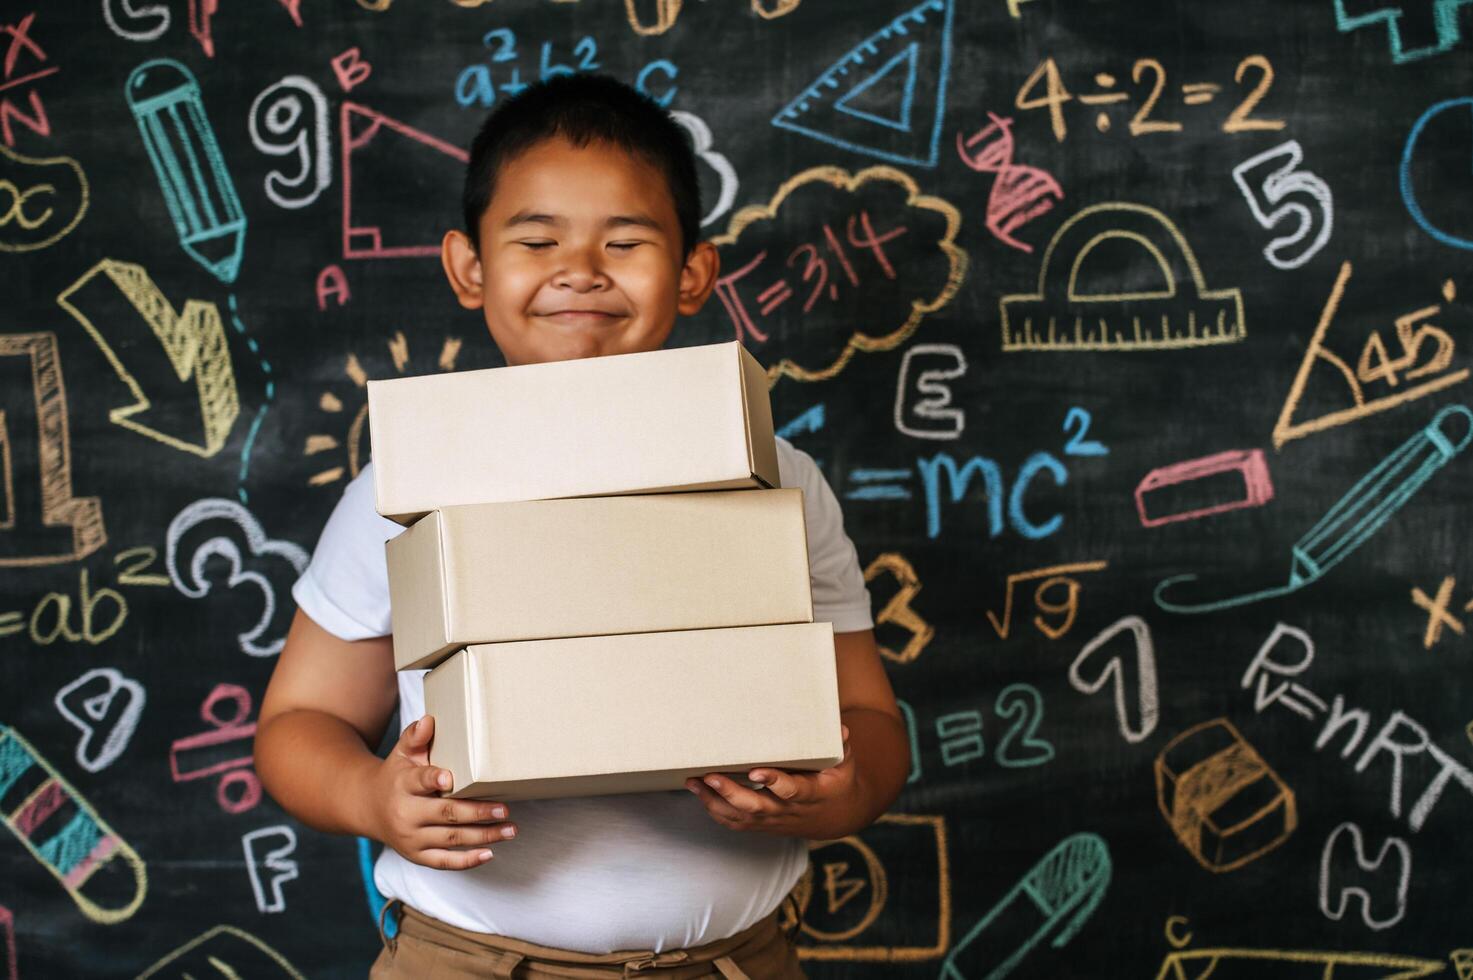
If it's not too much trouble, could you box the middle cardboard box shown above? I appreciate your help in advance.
[386,487,813,671]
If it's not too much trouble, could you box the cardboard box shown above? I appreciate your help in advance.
[386,489,814,670]
[367,342,779,524]
[425,622,842,801]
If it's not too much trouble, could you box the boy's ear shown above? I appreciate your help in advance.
[676,241,721,316]
[441,229,485,309]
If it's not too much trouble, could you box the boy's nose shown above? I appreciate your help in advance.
[552,248,609,291]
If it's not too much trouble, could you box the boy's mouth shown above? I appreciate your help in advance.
[536,309,628,324]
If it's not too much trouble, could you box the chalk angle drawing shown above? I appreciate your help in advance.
[710,165,966,384]
[999,202,1245,352]
[771,0,954,168]
[340,101,467,259]
[1273,261,1467,449]
[1156,404,1473,613]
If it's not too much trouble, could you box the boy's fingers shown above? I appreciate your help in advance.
[411,766,454,795]
[749,769,805,802]
[426,821,516,850]
[419,848,495,871]
[418,797,511,826]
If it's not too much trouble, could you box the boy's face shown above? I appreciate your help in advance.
[441,137,720,366]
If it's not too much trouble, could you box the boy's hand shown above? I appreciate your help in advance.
[684,725,855,840]
[362,715,517,870]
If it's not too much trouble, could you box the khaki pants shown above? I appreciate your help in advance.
[370,896,808,979]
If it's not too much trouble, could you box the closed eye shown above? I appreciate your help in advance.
[518,240,556,250]
[608,241,646,251]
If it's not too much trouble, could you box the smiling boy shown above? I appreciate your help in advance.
[255,74,909,977]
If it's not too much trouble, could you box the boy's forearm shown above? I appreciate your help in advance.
[804,707,910,841]
[254,709,382,839]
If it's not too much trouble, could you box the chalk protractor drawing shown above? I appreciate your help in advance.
[999,202,1246,352]
[771,0,955,167]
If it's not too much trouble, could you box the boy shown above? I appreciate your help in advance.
[255,74,909,978]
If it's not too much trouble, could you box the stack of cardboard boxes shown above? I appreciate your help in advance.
[367,341,844,802]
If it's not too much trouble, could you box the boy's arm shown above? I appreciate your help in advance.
[685,627,911,841]
[254,608,400,837]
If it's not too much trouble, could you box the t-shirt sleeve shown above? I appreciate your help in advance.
[777,437,875,634]
[290,463,404,641]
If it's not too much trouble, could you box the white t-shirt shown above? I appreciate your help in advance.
[289,436,874,952]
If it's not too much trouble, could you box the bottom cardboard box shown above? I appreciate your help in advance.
[424,621,842,801]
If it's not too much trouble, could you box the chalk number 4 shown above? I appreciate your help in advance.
[1232,139,1333,271]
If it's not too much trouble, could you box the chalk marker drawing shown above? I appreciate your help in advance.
[0,143,88,252]
[771,0,954,168]
[0,332,107,567]
[1156,404,1473,613]
[136,925,304,978]
[940,833,1110,979]
[125,59,245,283]
[0,725,147,923]
[1273,262,1466,448]
[1069,615,1159,743]
[55,668,144,773]
[248,75,330,210]
[1135,449,1273,528]
[999,202,1245,351]
[1155,718,1296,872]
[1401,97,1473,250]
[57,259,241,458]
[340,102,468,259]
[1319,821,1411,931]
[1231,139,1332,270]
[1333,0,1472,63]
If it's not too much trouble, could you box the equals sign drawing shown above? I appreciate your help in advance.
[1182,83,1220,105]
[846,467,914,500]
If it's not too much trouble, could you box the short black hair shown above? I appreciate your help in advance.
[461,74,701,256]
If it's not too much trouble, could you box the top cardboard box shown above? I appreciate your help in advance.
[366,342,779,524]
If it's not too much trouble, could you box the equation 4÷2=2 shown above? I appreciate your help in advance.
[1016,55,1286,142]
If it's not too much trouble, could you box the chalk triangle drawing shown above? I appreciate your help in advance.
[835,44,918,132]
[771,0,954,168]
[340,102,469,260]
